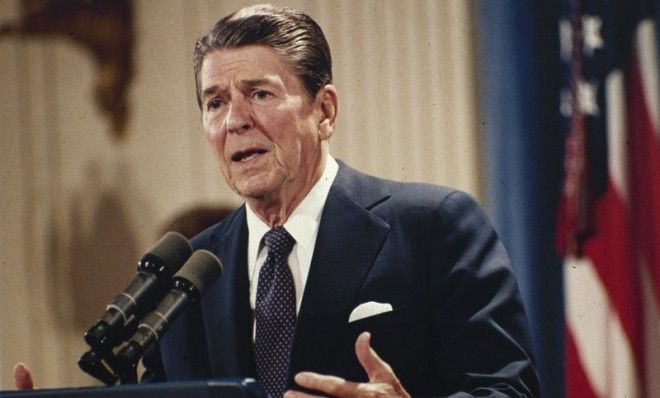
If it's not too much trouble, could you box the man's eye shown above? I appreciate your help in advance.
[208,99,223,109]
[254,90,271,100]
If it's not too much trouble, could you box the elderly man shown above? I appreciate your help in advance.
[15,3,539,397]
[153,4,540,397]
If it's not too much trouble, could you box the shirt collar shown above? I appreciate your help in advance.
[245,155,339,257]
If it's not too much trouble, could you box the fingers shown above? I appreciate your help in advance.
[13,362,34,390]
[354,332,411,398]
[289,371,400,398]
[284,378,326,398]
[284,390,323,398]
[291,371,353,396]
[287,333,410,397]
[355,332,393,382]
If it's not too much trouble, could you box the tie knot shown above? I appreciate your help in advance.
[264,226,295,258]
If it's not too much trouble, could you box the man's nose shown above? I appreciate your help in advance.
[225,100,253,133]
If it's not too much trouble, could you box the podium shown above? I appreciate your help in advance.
[1,379,264,398]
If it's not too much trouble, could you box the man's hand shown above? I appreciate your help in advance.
[284,332,410,398]
[13,363,35,390]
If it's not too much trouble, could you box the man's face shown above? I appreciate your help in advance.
[199,45,332,206]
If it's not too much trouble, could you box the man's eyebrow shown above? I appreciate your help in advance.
[241,77,280,88]
[201,77,281,99]
[202,84,220,98]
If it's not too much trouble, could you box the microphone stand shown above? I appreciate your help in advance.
[76,232,194,385]
[78,350,118,385]
[78,343,143,385]
[79,317,137,385]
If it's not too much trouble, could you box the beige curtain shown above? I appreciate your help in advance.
[0,0,480,388]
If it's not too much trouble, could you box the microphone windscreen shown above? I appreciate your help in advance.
[175,250,223,293]
[141,232,193,277]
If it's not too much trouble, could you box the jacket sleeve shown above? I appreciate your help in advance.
[429,191,539,397]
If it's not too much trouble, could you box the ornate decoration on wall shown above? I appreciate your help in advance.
[0,0,134,139]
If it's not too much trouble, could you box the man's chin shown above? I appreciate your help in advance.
[232,178,279,202]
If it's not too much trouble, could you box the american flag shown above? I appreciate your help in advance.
[556,0,659,396]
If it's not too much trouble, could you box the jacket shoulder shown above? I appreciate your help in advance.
[344,165,481,216]
[335,160,462,210]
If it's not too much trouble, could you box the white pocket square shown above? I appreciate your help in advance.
[348,301,393,323]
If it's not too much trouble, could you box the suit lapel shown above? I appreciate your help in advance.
[288,165,391,380]
[201,207,257,378]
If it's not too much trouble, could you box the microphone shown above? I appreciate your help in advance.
[117,249,223,370]
[84,232,193,352]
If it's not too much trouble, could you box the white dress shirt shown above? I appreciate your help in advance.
[245,155,339,314]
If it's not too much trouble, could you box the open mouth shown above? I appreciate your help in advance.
[231,148,267,162]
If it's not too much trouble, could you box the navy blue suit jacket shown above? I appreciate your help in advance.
[156,161,539,397]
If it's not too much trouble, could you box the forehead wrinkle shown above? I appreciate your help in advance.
[201,56,244,87]
[240,75,284,89]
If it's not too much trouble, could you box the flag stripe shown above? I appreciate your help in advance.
[635,20,659,133]
[628,19,660,397]
[641,263,660,396]
[581,180,644,368]
[605,71,627,201]
[565,328,599,398]
[564,257,611,396]
[565,255,642,395]
[628,33,660,307]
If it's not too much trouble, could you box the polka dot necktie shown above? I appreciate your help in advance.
[255,227,297,397]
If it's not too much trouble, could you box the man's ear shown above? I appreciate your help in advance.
[316,84,338,141]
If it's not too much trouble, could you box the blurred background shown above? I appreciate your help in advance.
[0,1,657,397]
